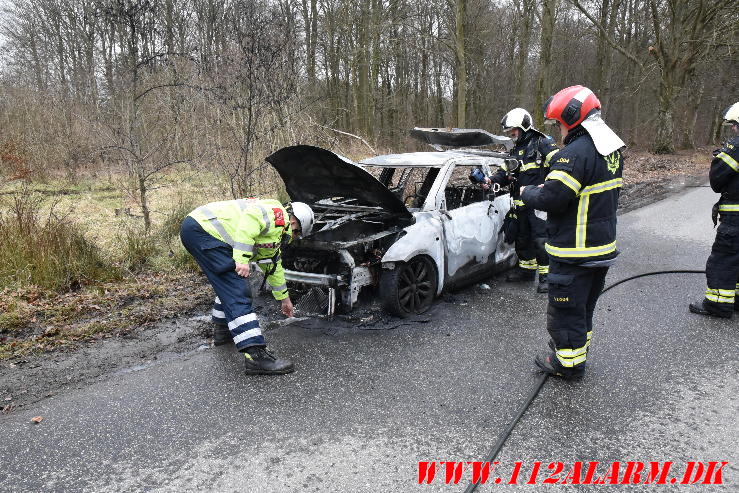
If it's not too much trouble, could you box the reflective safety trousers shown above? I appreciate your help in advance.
[188,198,290,300]
[546,260,608,373]
[180,216,264,350]
[703,214,739,317]
[513,208,549,275]
[521,131,623,264]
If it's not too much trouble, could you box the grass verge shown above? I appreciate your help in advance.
[0,272,209,360]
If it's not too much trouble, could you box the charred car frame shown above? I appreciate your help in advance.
[265,128,519,317]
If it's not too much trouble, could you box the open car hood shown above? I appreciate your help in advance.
[265,145,412,218]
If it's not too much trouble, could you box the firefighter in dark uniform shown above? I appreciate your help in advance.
[483,108,559,293]
[520,86,625,379]
[689,102,739,318]
[180,198,315,375]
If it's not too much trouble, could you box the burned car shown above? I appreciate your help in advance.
[265,128,519,317]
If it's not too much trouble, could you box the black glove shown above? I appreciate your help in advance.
[712,202,719,227]
[501,210,518,244]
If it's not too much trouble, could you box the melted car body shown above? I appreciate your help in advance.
[265,129,517,316]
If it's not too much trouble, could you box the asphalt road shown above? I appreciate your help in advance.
[2,185,737,492]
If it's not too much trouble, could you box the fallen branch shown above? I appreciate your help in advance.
[309,120,376,155]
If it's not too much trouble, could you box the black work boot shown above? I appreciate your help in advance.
[537,273,549,293]
[688,300,732,319]
[244,346,295,375]
[534,353,584,380]
[506,268,536,282]
[213,324,232,346]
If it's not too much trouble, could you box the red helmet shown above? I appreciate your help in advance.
[544,85,601,130]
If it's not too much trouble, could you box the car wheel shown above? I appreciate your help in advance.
[380,256,438,317]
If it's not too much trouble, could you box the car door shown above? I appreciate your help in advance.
[439,164,500,285]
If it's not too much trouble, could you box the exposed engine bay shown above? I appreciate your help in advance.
[281,199,410,314]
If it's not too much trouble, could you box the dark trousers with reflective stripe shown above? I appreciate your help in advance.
[546,260,608,374]
[180,216,265,350]
[704,214,739,316]
[515,208,549,272]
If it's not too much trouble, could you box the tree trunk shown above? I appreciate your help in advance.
[514,0,533,107]
[653,75,676,154]
[455,0,466,128]
[534,0,556,128]
[301,0,318,84]
[164,0,175,55]
[594,0,610,103]
[434,52,445,126]
[357,1,371,138]
[680,79,704,149]
[138,174,151,232]
[598,0,622,113]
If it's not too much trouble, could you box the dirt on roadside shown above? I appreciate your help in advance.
[619,148,708,213]
[0,147,716,415]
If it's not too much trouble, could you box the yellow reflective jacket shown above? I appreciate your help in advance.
[189,198,291,300]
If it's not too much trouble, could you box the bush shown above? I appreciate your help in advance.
[0,192,119,291]
[117,224,159,272]
[159,196,198,241]
[156,197,199,272]
[170,246,199,271]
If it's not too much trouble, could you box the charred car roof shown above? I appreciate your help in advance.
[360,150,509,168]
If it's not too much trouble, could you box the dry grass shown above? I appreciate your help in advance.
[0,191,119,291]
[0,272,209,360]
[0,168,288,359]
[623,148,708,185]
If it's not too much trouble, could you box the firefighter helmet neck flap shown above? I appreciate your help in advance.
[544,85,625,156]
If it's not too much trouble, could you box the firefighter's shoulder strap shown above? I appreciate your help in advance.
[259,250,282,292]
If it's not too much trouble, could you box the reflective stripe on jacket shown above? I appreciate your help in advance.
[710,136,739,216]
[521,129,623,263]
[189,198,291,300]
[490,131,559,207]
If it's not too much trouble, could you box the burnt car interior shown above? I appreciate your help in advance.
[444,164,493,210]
[369,166,440,210]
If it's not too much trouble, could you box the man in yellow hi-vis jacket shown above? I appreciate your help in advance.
[180,198,314,375]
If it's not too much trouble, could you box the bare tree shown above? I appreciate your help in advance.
[570,0,734,153]
[534,0,557,127]
[454,0,467,127]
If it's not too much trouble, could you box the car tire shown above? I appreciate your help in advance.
[380,256,438,317]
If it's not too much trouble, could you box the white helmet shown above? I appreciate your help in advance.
[722,102,739,126]
[290,202,314,237]
[500,107,533,133]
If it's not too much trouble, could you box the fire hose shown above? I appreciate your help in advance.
[463,269,706,493]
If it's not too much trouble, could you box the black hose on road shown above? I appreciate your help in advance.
[600,269,705,295]
[462,373,549,493]
[462,269,705,492]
